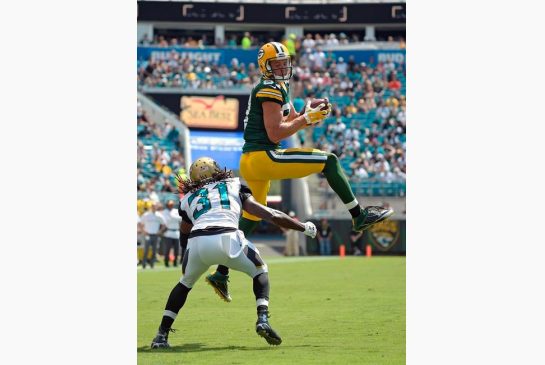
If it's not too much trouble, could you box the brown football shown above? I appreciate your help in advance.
[310,98,329,110]
[299,98,330,114]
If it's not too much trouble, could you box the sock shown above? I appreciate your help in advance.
[159,282,191,331]
[253,273,270,311]
[257,304,268,314]
[239,216,260,237]
[348,203,362,218]
[322,154,361,214]
[216,265,229,276]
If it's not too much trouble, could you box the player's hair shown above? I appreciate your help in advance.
[176,168,234,194]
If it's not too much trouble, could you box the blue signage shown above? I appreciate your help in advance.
[138,46,258,66]
[138,46,405,68]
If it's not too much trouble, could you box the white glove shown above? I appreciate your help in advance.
[303,222,317,238]
[303,101,332,125]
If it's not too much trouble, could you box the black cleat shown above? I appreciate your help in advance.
[205,271,232,302]
[256,311,282,346]
[352,206,394,232]
[151,327,175,349]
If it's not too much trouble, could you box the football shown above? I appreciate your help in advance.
[310,98,330,110]
[299,98,330,114]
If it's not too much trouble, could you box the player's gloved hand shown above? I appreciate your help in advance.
[303,101,331,125]
[303,221,317,238]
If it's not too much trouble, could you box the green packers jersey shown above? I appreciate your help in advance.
[242,78,291,153]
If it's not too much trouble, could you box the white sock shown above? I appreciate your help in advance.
[345,199,359,210]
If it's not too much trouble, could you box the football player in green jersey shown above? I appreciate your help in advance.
[206,41,394,302]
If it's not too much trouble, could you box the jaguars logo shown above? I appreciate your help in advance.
[368,220,399,251]
[257,49,264,60]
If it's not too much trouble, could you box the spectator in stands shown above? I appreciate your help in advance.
[156,35,168,47]
[339,32,349,45]
[314,33,324,46]
[336,57,348,75]
[283,33,297,58]
[309,46,326,71]
[353,164,369,181]
[227,35,237,47]
[140,203,166,269]
[326,33,339,47]
[302,33,315,50]
[329,118,346,139]
[349,230,364,255]
[392,166,406,182]
[283,211,300,256]
[161,200,182,267]
[241,32,252,49]
[140,34,151,46]
[317,219,333,256]
[388,72,402,90]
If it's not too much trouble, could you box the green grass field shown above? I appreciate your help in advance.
[138,256,405,364]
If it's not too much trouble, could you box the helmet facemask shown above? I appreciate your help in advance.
[265,56,293,82]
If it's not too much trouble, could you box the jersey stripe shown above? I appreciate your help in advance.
[256,92,283,102]
[260,88,282,96]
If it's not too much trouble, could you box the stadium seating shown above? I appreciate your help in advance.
[137,43,406,197]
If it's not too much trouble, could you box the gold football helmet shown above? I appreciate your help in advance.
[189,157,222,183]
[257,41,293,82]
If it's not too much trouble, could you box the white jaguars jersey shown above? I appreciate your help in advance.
[179,178,250,231]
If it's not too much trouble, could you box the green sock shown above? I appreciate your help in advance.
[239,216,260,237]
[322,154,357,205]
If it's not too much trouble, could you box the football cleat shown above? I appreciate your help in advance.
[205,271,232,302]
[151,327,175,349]
[352,206,394,232]
[256,310,282,346]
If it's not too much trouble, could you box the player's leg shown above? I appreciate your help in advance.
[179,235,187,265]
[172,237,180,267]
[163,238,171,267]
[239,179,270,236]
[151,238,209,349]
[150,234,158,268]
[142,235,151,269]
[226,233,281,346]
[251,148,394,232]
[206,178,269,301]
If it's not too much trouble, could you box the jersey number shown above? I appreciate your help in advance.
[192,182,230,220]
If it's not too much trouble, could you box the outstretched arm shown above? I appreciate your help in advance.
[242,195,316,238]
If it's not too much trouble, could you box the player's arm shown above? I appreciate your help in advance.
[284,102,301,122]
[242,195,316,238]
[262,101,308,143]
[178,208,193,250]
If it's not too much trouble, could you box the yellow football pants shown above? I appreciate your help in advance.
[240,148,329,221]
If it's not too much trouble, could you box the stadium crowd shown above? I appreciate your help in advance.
[137,45,406,188]
[138,52,262,89]
[137,100,187,210]
[139,32,406,50]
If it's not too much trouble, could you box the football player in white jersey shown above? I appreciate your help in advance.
[151,157,317,348]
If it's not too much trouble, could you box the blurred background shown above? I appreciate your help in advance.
[137,0,406,260]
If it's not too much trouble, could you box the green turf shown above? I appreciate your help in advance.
[138,256,405,364]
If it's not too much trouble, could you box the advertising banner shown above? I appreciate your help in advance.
[137,47,257,65]
[189,130,244,170]
[138,47,405,68]
[145,92,249,131]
